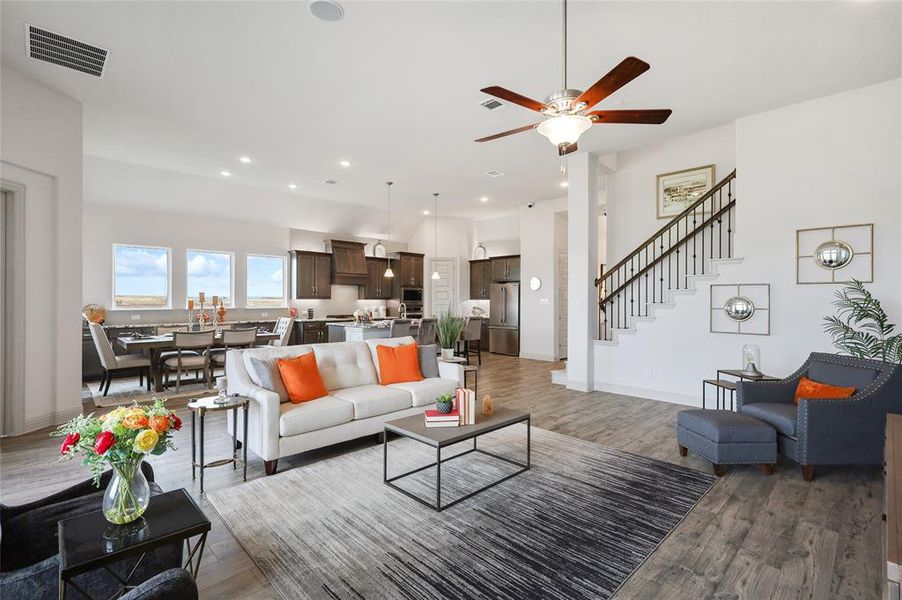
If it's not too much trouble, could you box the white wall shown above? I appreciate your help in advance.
[606,123,736,264]
[407,216,473,316]
[594,79,901,404]
[473,214,520,256]
[1,67,83,433]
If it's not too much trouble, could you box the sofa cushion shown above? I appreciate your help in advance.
[376,342,423,385]
[242,344,315,403]
[677,409,776,443]
[277,353,329,404]
[793,376,855,405]
[331,385,412,419]
[312,342,378,391]
[739,402,798,437]
[364,336,417,380]
[389,377,457,407]
[279,396,354,437]
[807,361,876,393]
[418,345,440,378]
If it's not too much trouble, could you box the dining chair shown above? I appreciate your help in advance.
[209,327,257,374]
[460,317,483,366]
[390,319,411,337]
[88,323,152,396]
[162,330,215,392]
[271,317,294,347]
[416,318,437,346]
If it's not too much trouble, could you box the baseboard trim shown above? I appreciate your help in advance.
[21,407,83,435]
[593,381,701,408]
[567,380,592,392]
[519,352,557,362]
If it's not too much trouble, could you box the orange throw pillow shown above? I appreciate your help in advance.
[376,342,424,385]
[793,376,855,405]
[277,353,328,404]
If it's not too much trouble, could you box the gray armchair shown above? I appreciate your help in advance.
[737,352,902,481]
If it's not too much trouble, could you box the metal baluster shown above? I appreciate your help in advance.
[675,221,681,290]
[718,189,723,259]
[692,208,697,276]
[644,247,649,316]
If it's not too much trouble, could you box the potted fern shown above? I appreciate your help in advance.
[436,310,465,360]
[822,279,902,363]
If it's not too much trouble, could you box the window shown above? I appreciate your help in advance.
[246,254,287,308]
[112,245,171,309]
[186,249,234,307]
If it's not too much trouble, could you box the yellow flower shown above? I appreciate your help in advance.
[133,429,159,454]
[122,408,149,430]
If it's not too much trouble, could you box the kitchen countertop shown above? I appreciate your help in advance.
[98,318,280,329]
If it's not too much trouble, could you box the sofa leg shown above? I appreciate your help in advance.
[761,464,776,476]
[713,464,726,477]
[678,445,688,457]
[264,460,278,476]
[802,465,815,481]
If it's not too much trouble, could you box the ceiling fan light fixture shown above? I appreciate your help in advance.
[537,114,592,147]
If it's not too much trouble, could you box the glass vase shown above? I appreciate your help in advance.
[102,458,150,525]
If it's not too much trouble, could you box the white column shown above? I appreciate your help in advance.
[566,152,598,391]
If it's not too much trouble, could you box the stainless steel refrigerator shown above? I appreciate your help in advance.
[489,282,520,355]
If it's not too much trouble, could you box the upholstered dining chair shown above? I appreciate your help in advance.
[88,323,152,396]
[416,318,437,346]
[209,327,257,374]
[162,330,214,392]
[460,317,483,366]
[270,317,294,347]
[390,319,411,337]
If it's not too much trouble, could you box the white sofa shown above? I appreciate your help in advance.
[225,336,462,474]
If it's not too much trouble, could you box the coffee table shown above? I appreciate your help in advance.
[383,406,530,511]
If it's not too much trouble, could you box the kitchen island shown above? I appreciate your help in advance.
[326,320,419,342]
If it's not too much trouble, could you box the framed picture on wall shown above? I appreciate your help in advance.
[656,164,715,219]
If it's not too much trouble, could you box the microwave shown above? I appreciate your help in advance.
[401,288,423,303]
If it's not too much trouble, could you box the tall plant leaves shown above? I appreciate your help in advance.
[823,279,900,363]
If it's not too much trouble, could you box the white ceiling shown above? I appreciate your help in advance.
[2,1,899,220]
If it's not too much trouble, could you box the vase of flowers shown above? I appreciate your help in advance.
[54,399,180,525]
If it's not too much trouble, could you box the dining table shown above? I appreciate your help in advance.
[116,330,280,392]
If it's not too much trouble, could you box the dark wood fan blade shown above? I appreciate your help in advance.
[575,57,650,110]
[559,142,578,156]
[481,86,546,112]
[475,123,539,143]
[588,109,672,124]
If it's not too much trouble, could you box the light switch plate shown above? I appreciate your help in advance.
[130,315,141,321]
[261,312,269,317]
[539,298,549,305]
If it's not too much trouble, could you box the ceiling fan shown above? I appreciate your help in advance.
[475,0,672,156]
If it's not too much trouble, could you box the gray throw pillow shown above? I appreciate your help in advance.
[249,356,288,402]
[418,344,440,378]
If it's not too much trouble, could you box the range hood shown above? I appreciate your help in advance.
[328,239,368,284]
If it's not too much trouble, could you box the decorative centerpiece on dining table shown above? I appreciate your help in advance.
[53,398,181,525]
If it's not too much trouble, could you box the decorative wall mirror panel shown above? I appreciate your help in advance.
[796,223,873,284]
[710,283,770,335]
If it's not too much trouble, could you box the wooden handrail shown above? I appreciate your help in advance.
[602,199,736,302]
[597,169,737,286]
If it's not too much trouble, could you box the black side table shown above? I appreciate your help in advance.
[58,488,211,600]
[188,395,249,494]
[703,369,781,410]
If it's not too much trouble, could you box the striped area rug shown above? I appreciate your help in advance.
[207,425,715,599]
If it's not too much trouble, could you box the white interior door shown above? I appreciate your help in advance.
[0,192,6,435]
[558,252,568,359]
[429,258,455,317]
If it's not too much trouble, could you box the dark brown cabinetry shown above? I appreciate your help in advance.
[329,240,368,285]
[389,252,424,296]
[491,255,520,282]
[300,321,327,344]
[469,259,491,300]
[293,251,331,299]
[359,257,392,300]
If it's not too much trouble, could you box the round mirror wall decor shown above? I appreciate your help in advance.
[724,296,755,322]
[528,276,542,291]
[813,240,853,270]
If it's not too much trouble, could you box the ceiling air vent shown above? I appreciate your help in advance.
[25,24,108,77]
[324,179,338,185]
[480,98,504,110]
[485,170,506,178]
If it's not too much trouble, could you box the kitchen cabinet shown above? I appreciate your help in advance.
[300,321,327,344]
[491,255,520,282]
[398,253,424,288]
[359,258,392,300]
[469,260,491,300]
[294,251,332,299]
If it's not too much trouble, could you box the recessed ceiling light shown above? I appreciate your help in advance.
[339,160,351,168]
[220,170,232,177]
[239,156,251,164]
[309,0,344,22]
[288,183,298,190]
[560,181,569,188]
[423,210,430,215]
[480,196,489,203]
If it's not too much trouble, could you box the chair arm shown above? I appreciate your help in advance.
[437,361,464,386]
[121,568,198,600]
[736,379,797,410]
[796,397,887,465]
[225,350,281,461]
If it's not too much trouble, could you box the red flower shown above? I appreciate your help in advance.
[60,432,80,455]
[169,413,182,431]
[94,431,115,455]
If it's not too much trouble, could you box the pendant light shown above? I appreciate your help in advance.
[430,192,441,280]
[384,181,394,278]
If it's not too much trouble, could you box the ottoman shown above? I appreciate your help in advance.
[677,409,777,476]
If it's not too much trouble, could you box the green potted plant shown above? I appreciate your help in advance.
[435,310,466,360]
[822,279,902,363]
[436,392,454,414]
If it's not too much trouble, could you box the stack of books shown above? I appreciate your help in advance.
[424,409,459,428]
[455,388,476,425]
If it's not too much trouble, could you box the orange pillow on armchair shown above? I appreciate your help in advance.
[793,376,855,405]
[277,353,328,403]
[376,342,424,385]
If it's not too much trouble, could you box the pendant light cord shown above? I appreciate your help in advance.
[562,0,568,90]
[386,181,393,269]
[433,193,438,257]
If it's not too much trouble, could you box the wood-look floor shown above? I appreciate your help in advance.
[0,354,882,599]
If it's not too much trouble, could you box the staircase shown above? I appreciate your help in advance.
[597,170,737,342]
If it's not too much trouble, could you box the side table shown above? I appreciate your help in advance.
[187,395,249,494]
[439,357,478,396]
[703,369,781,410]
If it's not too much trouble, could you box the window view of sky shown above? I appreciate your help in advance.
[187,250,232,305]
[113,245,169,307]
[246,255,285,307]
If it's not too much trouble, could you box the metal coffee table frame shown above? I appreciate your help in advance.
[383,412,530,512]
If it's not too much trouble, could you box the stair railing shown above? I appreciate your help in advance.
[596,169,737,340]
